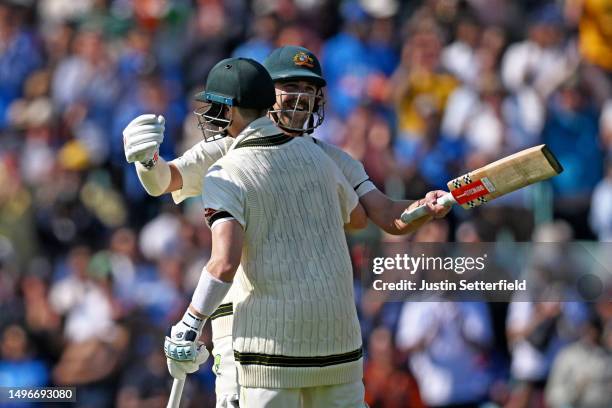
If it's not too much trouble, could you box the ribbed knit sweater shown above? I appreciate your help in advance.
[202,117,363,388]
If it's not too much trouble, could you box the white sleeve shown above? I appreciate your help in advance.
[170,139,230,204]
[311,137,376,197]
[328,158,359,224]
[201,163,246,229]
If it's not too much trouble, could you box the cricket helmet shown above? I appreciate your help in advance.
[263,46,326,87]
[194,57,276,141]
[263,46,326,133]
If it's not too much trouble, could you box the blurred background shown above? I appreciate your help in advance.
[0,0,611,407]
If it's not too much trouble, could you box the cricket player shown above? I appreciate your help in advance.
[124,46,449,406]
[164,56,369,407]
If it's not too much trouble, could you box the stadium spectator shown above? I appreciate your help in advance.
[321,1,395,118]
[395,219,495,407]
[396,301,494,407]
[501,4,577,100]
[542,75,603,238]
[391,16,457,140]
[0,2,43,129]
[231,13,279,63]
[506,220,590,408]
[49,248,119,343]
[116,346,172,408]
[0,324,49,389]
[441,14,481,85]
[545,308,612,408]
[590,161,612,241]
[567,0,612,106]
[364,326,424,408]
[51,28,119,124]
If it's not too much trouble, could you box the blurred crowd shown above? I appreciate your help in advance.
[1,0,611,407]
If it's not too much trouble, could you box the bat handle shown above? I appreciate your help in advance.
[400,192,456,224]
[167,378,185,408]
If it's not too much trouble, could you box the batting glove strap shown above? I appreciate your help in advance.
[141,151,159,169]
[180,309,206,332]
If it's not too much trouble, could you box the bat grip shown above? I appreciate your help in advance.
[167,378,185,408]
[400,192,456,224]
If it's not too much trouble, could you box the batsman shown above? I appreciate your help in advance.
[123,47,450,407]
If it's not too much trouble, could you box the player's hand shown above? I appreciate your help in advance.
[164,322,209,380]
[123,114,165,165]
[400,198,435,230]
[424,190,452,219]
[166,344,209,380]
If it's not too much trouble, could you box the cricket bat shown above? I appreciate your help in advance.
[167,378,185,408]
[401,144,563,224]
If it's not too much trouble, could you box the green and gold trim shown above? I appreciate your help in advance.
[234,133,293,149]
[210,303,233,320]
[234,347,363,368]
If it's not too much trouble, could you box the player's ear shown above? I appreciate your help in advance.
[225,105,235,120]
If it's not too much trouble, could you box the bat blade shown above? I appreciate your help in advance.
[447,144,563,209]
[400,145,563,224]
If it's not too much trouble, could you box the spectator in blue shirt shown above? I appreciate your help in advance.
[0,324,49,392]
[0,3,43,129]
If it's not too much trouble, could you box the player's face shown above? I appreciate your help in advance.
[270,80,324,134]
[194,101,232,141]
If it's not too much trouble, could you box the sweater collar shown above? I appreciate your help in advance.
[230,117,284,150]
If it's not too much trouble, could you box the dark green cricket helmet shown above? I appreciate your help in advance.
[263,46,326,87]
[195,57,276,109]
[193,58,275,141]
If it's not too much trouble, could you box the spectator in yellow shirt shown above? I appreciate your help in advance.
[390,18,458,139]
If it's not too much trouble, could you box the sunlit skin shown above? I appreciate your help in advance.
[271,80,321,132]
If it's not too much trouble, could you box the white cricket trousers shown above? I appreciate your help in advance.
[212,335,239,408]
[239,380,366,408]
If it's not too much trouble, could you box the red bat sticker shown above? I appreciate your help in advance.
[451,179,491,205]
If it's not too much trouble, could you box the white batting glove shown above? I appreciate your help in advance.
[164,310,209,380]
[166,343,209,380]
[123,114,165,167]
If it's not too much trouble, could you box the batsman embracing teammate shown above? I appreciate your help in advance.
[123,47,449,407]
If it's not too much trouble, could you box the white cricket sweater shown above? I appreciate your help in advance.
[202,117,363,389]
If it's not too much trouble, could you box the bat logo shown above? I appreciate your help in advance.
[454,185,486,199]
[451,179,492,205]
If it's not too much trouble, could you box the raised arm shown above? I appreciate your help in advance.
[124,113,233,201]
[133,159,184,196]
[123,114,184,196]
[311,137,450,234]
